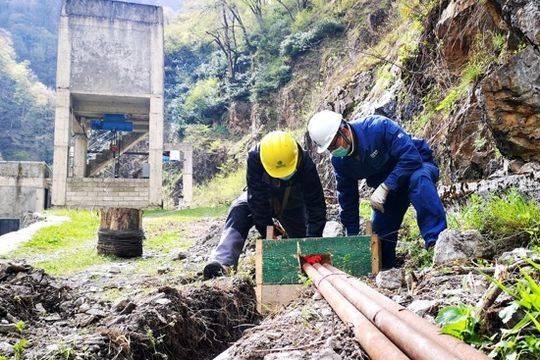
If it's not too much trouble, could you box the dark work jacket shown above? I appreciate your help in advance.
[331,115,435,235]
[247,143,326,238]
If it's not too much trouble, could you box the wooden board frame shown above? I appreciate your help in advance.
[256,224,381,312]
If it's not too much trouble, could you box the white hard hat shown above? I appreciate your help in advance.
[307,110,343,153]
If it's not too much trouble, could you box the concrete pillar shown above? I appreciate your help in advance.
[148,11,164,207]
[52,89,71,206]
[73,134,87,178]
[51,13,71,206]
[149,96,163,206]
[182,146,193,205]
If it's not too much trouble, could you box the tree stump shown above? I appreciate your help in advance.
[97,208,144,258]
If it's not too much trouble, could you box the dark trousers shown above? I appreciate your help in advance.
[372,163,447,269]
[211,192,307,266]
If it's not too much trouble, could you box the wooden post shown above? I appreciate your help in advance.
[371,233,381,275]
[97,208,144,258]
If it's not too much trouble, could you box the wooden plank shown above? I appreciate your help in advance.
[255,239,263,285]
[266,225,274,240]
[262,236,372,284]
[371,233,382,275]
[257,284,304,313]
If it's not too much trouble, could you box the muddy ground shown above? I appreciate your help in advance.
[0,209,511,360]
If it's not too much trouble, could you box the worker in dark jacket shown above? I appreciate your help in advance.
[308,110,446,270]
[203,130,327,279]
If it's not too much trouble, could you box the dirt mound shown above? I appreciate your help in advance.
[99,278,260,359]
[217,289,366,360]
[0,262,72,322]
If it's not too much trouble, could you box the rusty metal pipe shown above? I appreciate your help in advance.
[302,263,410,360]
[323,263,489,360]
[314,263,459,360]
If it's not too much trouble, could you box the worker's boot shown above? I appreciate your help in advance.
[203,261,230,280]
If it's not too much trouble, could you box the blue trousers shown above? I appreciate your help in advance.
[211,192,307,266]
[372,163,447,269]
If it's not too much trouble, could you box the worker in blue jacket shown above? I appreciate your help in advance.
[308,110,447,269]
[203,131,327,279]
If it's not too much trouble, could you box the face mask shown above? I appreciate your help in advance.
[280,172,295,181]
[332,146,350,157]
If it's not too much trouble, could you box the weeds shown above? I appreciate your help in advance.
[456,189,540,247]
[435,259,540,359]
[13,339,28,360]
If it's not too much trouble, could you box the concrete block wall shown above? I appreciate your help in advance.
[0,162,50,218]
[66,178,151,208]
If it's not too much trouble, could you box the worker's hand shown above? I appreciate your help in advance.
[370,183,389,213]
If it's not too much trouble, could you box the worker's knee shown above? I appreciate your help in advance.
[409,164,438,190]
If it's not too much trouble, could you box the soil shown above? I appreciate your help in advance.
[0,210,517,360]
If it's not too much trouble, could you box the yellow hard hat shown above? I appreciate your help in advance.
[260,131,299,179]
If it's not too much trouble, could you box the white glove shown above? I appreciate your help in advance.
[370,183,389,213]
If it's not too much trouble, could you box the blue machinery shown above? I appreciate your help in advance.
[90,113,134,132]
[90,114,134,177]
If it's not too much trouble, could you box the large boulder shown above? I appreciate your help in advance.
[478,46,540,161]
[433,229,489,265]
[501,0,540,47]
[435,0,497,72]
[445,94,498,180]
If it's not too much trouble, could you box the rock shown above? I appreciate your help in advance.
[86,308,106,318]
[478,46,540,162]
[375,268,403,290]
[171,251,188,261]
[433,229,488,265]
[0,323,16,334]
[264,350,305,360]
[109,266,121,274]
[323,221,345,237]
[78,302,91,313]
[155,298,172,306]
[445,94,497,180]
[226,101,252,135]
[502,0,540,47]
[44,313,62,322]
[407,299,438,317]
[367,8,387,33]
[0,341,14,356]
[35,303,47,314]
[312,347,342,360]
[498,248,540,265]
[435,0,497,72]
[157,266,171,274]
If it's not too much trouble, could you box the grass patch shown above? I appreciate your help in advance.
[192,167,246,207]
[8,206,228,276]
[13,209,99,254]
[451,189,540,246]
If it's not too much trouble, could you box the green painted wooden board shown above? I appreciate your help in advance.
[262,236,372,285]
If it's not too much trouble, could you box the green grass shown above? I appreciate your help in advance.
[192,167,246,207]
[13,209,99,254]
[451,189,540,246]
[7,206,228,276]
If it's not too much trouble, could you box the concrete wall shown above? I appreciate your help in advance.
[66,0,162,95]
[53,0,164,208]
[66,178,150,208]
[0,162,50,219]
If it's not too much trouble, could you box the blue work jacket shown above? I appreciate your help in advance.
[247,143,327,238]
[332,115,435,235]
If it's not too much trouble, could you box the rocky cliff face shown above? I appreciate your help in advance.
[227,0,539,194]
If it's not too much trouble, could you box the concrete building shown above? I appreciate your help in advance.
[0,162,51,234]
[52,0,164,208]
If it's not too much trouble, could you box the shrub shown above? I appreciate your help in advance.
[180,78,227,126]
[280,18,344,58]
[251,58,291,100]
